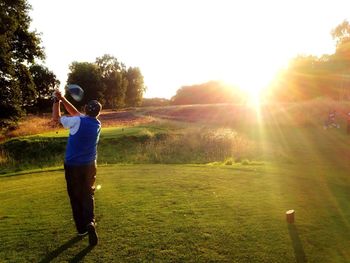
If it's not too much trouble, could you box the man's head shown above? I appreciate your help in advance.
[85,100,102,117]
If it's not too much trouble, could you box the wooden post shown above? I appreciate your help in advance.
[286,210,295,224]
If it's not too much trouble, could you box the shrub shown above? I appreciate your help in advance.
[224,159,234,165]
[0,137,66,173]
[136,128,255,163]
[241,159,250,165]
[0,126,256,173]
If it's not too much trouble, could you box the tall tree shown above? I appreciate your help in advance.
[331,20,350,71]
[17,63,37,107]
[332,20,350,48]
[269,55,330,101]
[30,64,60,112]
[108,70,128,108]
[125,67,146,107]
[67,62,104,108]
[331,20,350,98]
[0,0,45,127]
[267,20,350,102]
[95,54,128,109]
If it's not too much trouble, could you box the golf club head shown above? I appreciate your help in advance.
[66,84,84,102]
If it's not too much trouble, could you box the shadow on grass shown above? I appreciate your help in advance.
[38,236,83,263]
[68,245,94,263]
[288,224,307,263]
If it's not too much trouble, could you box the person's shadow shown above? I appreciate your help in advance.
[288,224,307,263]
[68,246,93,263]
[38,236,93,263]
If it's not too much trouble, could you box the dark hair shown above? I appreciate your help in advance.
[85,100,102,117]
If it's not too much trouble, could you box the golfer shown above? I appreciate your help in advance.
[52,90,102,246]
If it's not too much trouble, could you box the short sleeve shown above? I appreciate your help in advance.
[60,116,81,135]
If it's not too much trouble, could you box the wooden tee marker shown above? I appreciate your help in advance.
[286,210,295,224]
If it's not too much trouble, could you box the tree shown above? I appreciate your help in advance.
[125,67,146,107]
[330,20,350,99]
[331,20,350,49]
[67,62,104,109]
[0,0,45,127]
[171,81,245,105]
[17,63,37,107]
[30,64,60,112]
[267,20,350,102]
[331,20,350,69]
[95,54,128,109]
[109,70,128,108]
[68,55,146,109]
[269,55,334,101]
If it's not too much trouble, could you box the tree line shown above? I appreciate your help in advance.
[170,81,245,105]
[2,0,350,127]
[268,20,350,102]
[0,0,145,128]
[66,55,145,110]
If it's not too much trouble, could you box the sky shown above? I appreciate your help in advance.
[29,0,350,99]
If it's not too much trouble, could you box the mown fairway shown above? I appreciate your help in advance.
[1,156,350,262]
[1,164,303,262]
[2,103,350,262]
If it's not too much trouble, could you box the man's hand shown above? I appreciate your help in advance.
[54,89,64,101]
[56,89,81,116]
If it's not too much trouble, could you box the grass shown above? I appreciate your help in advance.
[0,123,256,173]
[1,162,350,262]
[2,100,350,261]
[0,114,54,140]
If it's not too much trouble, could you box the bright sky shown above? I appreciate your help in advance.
[29,0,350,99]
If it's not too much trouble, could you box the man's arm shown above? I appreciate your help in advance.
[60,97,81,116]
[52,100,61,124]
[55,90,81,116]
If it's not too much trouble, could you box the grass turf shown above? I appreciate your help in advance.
[1,162,350,262]
[2,102,350,262]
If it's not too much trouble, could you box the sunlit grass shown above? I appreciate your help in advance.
[2,99,350,174]
[3,100,350,261]
[4,114,55,138]
[135,127,255,164]
[2,161,350,262]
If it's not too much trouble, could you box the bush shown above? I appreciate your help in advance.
[224,159,234,165]
[0,137,66,173]
[0,126,256,173]
[135,128,255,163]
[241,159,250,165]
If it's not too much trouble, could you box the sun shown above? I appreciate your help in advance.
[236,69,272,106]
[220,57,287,107]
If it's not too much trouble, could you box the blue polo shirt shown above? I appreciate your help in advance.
[61,115,101,166]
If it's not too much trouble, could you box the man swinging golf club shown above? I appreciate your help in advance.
[52,87,102,246]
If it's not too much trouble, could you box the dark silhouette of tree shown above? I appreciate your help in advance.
[0,0,45,127]
[67,62,104,109]
[95,54,128,109]
[29,64,60,112]
[125,67,146,107]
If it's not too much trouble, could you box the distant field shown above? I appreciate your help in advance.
[140,99,350,128]
[2,100,350,262]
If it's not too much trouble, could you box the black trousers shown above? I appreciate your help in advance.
[64,162,96,234]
